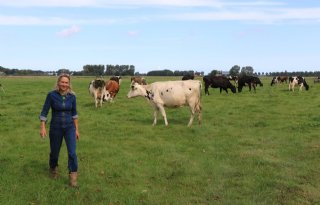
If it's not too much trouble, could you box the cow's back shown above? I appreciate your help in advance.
[150,80,201,106]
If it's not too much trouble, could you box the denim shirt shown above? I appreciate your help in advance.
[40,90,78,128]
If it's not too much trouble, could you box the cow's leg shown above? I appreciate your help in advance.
[99,97,103,107]
[94,92,98,107]
[188,112,195,127]
[252,84,256,92]
[152,109,158,126]
[204,85,209,95]
[157,106,168,126]
[152,105,160,126]
[299,84,303,91]
[195,101,202,125]
[248,84,252,91]
[188,107,195,127]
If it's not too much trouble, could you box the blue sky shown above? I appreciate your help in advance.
[1,0,320,74]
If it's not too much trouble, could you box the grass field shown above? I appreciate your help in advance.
[0,76,320,205]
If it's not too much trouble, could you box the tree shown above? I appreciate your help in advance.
[209,69,220,76]
[240,66,254,76]
[229,65,240,76]
[57,68,71,75]
[147,69,174,76]
[83,65,105,76]
[105,64,135,76]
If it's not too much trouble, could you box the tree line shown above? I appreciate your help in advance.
[1,65,320,77]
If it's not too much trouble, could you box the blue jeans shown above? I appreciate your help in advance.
[49,125,78,173]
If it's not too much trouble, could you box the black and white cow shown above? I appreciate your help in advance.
[88,79,106,107]
[203,75,236,95]
[288,76,309,91]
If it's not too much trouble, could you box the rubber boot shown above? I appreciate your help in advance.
[49,167,58,179]
[69,172,78,187]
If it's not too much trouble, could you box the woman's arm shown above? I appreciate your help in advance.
[39,93,51,138]
[74,118,79,140]
[40,121,47,138]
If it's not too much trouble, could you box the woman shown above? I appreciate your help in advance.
[39,74,79,187]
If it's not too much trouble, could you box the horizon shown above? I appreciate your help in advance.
[1,0,320,74]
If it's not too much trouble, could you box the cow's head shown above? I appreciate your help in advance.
[270,77,277,86]
[103,90,112,102]
[127,83,145,98]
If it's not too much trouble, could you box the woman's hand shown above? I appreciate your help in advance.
[40,121,47,139]
[75,129,80,140]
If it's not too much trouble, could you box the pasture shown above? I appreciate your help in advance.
[0,76,319,205]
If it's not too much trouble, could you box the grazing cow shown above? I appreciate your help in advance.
[88,79,106,107]
[203,75,236,95]
[271,76,288,86]
[289,76,309,91]
[127,80,202,127]
[238,75,263,93]
[314,76,320,84]
[131,76,147,85]
[182,74,194,80]
[110,76,122,85]
[270,76,278,86]
[103,80,120,102]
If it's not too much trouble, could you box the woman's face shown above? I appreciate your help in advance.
[58,76,70,93]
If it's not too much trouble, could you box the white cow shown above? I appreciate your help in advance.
[88,79,106,107]
[127,80,202,127]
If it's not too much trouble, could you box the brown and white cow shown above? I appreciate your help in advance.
[131,76,147,85]
[289,76,309,91]
[88,79,106,107]
[103,80,120,102]
[271,76,288,86]
[127,80,202,127]
[110,76,122,85]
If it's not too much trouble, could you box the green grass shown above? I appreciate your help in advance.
[0,76,320,205]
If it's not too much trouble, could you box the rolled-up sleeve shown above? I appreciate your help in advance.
[39,93,51,122]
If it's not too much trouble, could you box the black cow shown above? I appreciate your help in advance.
[238,75,263,93]
[203,75,236,95]
[289,76,309,91]
[182,74,194,80]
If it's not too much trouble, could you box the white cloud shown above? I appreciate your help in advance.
[0,15,75,25]
[56,25,81,37]
[165,8,320,23]
[0,0,280,8]
[1,1,320,26]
